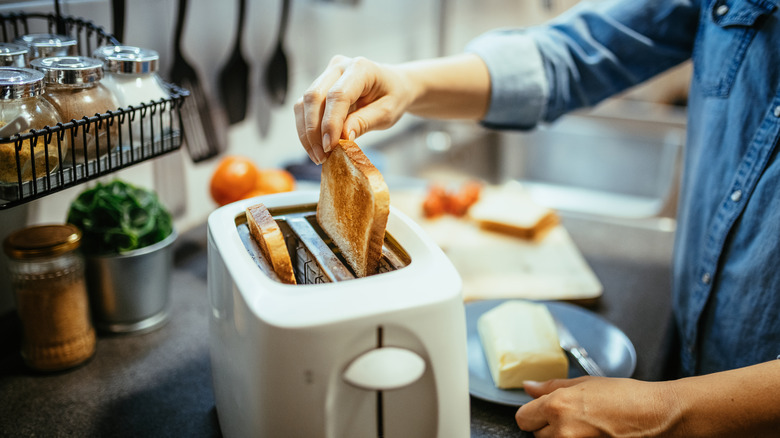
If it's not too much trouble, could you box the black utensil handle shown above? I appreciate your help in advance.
[53,0,66,35]
[174,0,189,51]
[112,0,126,43]
[279,0,290,42]
[236,0,246,43]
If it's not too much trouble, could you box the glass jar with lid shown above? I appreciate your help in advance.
[14,33,78,61]
[0,42,29,67]
[0,67,63,184]
[3,224,96,371]
[93,45,171,150]
[30,56,120,162]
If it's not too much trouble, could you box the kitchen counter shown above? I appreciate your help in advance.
[0,213,675,437]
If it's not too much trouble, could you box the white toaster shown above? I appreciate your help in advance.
[207,190,469,438]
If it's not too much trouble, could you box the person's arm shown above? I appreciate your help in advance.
[293,53,490,164]
[515,360,780,437]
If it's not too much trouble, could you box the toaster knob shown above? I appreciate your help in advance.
[342,347,426,391]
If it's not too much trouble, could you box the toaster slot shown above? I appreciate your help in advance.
[279,217,352,283]
[235,204,410,284]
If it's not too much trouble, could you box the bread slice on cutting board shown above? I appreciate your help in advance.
[468,184,559,240]
[317,140,390,278]
[246,203,297,284]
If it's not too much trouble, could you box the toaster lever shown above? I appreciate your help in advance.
[342,347,426,391]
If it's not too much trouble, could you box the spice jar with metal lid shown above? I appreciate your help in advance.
[31,56,120,162]
[0,42,29,67]
[14,33,78,61]
[3,224,96,371]
[0,67,63,184]
[93,45,171,149]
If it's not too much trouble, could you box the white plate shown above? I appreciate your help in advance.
[466,299,637,406]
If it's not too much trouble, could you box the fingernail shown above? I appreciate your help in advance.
[348,130,356,142]
[322,133,331,153]
[523,381,540,389]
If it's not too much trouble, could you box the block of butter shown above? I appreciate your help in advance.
[478,301,569,389]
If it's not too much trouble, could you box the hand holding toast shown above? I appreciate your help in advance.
[294,54,490,164]
[294,55,414,164]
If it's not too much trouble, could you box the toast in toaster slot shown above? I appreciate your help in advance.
[317,140,390,278]
[237,206,410,284]
[246,203,297,285]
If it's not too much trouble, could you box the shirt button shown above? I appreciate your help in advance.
[702,272,712,284]
[716,4,729,16]
[774,106,780,117]
[730,189,742,202]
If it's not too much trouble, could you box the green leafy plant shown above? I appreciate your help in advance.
[67,179,173,255]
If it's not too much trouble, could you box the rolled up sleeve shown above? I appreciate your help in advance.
[466,29,548,130]
[466,0,697,129]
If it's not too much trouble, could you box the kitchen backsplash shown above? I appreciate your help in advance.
[0,0,571,228]
[0,0,577,312]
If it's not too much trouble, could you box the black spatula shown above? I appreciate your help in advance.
[169,0,225,162]
[264,0,290,106]
[218,0,250,125]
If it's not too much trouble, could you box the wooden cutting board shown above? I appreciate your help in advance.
[391,188,603,302]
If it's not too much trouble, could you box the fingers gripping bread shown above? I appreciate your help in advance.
[317,140,390,278]
[246,203,297,284]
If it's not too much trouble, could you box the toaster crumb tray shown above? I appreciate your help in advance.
[235,203,410,284]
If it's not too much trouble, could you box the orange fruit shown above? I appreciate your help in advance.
[210,156,261,206]
[256,169,296,194]
[241,169,296,200]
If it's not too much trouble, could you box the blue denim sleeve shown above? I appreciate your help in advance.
[466,30,548,130]
[468,0,700,128]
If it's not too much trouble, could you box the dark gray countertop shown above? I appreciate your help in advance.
[0,213,675,438]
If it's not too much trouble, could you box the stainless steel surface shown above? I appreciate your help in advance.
[555,317,605,377]
[283,215,354,282]
[373,100,686,222]
[85,230,177,333]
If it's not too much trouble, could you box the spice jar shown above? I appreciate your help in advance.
[31,56,119,162]
[93,45,171,149]
[0,67,63,184]
[0,42,29,67]
[3,224,96,371]
[14,33,78,61]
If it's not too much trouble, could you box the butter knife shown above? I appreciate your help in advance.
[554,318,605,377]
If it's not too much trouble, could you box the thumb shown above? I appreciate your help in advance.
[343,99,404,143]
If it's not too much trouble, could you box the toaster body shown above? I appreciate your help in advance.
[207,191,469,438]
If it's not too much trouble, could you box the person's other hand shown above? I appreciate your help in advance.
[294,55,415,164]
[515,377,676,437]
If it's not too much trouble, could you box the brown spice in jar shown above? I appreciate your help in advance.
[43,84,119,161]
[30,57,120,163]
[0,121,61,184]
[5,224,96,372]
[13,264,96,371]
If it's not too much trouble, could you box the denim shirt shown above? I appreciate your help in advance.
[467,0,780,377]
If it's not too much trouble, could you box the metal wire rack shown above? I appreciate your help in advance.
[0,11,191,209]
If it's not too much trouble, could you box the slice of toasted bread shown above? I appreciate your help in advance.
[246,203,297,284]
[317,140,389,278]
[469,186,558,240]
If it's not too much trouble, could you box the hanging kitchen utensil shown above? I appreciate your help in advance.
[264,0,290,105]
[169,0,225,162]
[53,0,66,35]
[218,0,250,125]
[111,0,126,42]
